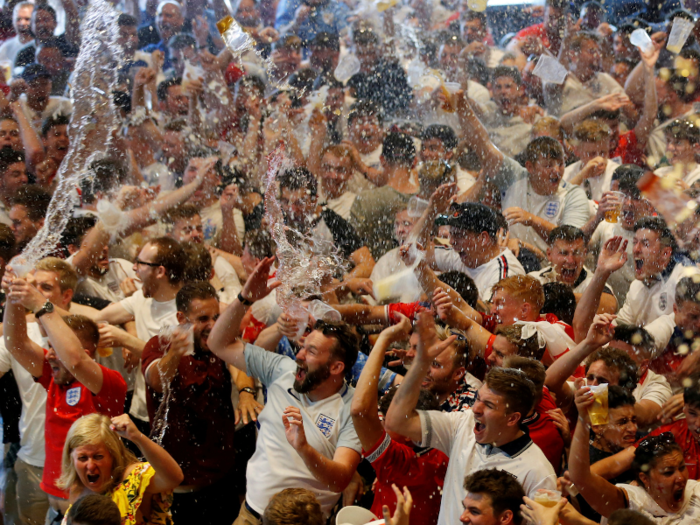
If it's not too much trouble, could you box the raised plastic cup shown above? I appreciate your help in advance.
[605,191,626,223]
[667,17,695,54]
[468,0,487,12]
[307,299,341,322]
[407,196,429,217]
[533,488,562,508]
[588,384,609,425]
[532,55,568,85]
[629,28,653,53]
[334,54,361,83]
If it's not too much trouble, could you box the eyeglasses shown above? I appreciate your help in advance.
[637,432,676,455]
[134,259,161,268]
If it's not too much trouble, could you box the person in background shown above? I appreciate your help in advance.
[460,469,527,525]
[8,185,50,251]
[0,2,33,67]
[262,489,325,525]
[65,494,122,525]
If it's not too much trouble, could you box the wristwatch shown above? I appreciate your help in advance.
[239,387,256,396]
[34,301,54,319]
[237,292,253,306]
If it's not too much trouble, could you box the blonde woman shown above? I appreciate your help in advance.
[59,413,184,525]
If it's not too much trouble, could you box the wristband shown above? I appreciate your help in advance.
[239,387,256,396]
[238,292,253,306]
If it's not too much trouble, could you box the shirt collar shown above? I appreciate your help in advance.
[478,431,533,457]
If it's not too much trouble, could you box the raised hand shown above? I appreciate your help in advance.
[378,313,411,344]
[382,485,413,525]
[236,390,263,425]
[573,377,594,423]
[282,406,308,451]
[110,414,142,442]
[240,257,281,302]
[520,495,567,525]
[597,236,628,274]
[414,311,457,363]
[432,288,454,323]
[584,313,616,348]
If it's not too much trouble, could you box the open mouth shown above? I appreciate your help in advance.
[560,268,577,281]
[673,488,684,502]
[622,211,634,222]
[635,259,643,271]
[295,367,306,382]
[87,473,100,484]
[474,420,486,433]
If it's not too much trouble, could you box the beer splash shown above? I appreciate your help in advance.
[21,0,124,265]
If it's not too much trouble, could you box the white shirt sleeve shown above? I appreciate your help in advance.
[636,371,672,408]
[416,409,468,455]
[643,313,676,355]
[0,343,12,374]
[560,185,592,228]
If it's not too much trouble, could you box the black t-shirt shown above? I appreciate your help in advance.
[0,370,21,444]
[576,444,636,523]
[320,208,364,259]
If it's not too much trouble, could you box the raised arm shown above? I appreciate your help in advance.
[545,314,615,410]
[3,277,44,377]
[573,237,627,342]
[568,379,628,518]
[208,257,280,371]
[455,91,504,179]
[110,414,184,492]
[632,42,660,147]
[351,315,411,450]
[385,311,456,442]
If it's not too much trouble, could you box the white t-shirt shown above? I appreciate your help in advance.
[493,157,591,252]
[632,369,672,412]
[551,72,624,116]
[118,291,178,422]
[19,95,72,132]
[417,409,557,525]
[589,221,636,306]
[67,257,138,304]
[617,261,700,329]
[0,36,33,65]
[610,479,700,525]
[654,164,700,188]
[479,101,534,158]
[0,322,48,467]
[529,265,614,296]
[434,247,525,301]
[324,192,357,221]
[563,158,620,202]
[199,201,246,247]
[244,344,361,516]
[213,255,242,304]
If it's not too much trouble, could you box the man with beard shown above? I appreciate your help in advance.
[208,257,362,525]
[141,282,240,524]
[8,185,50,251]
[280,167,374,280]
[529,225,617,313]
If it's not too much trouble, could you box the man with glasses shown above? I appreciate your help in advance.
[93,237,185,433]
[530,225,616,313]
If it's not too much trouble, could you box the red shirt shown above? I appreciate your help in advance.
[612,130,645,167]
[524,388,565,474]
[36,355,127,498]
[364,433,448,525]
[514,23,554,51]
[641,420,700,480]
[141,336,237,486]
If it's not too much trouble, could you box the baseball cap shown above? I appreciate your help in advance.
[21,64,51,82]
[443,202,499,238]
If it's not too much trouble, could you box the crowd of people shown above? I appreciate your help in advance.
[0,0,700,524]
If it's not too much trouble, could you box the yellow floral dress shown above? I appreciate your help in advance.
[109,462,173,525]
[62,462,173,525]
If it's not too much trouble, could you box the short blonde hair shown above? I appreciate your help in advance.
[491,275,545,313]
[435,324,469,368]
[35,257,78,292]
[573,119,611,143]
[58,414,137,494]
